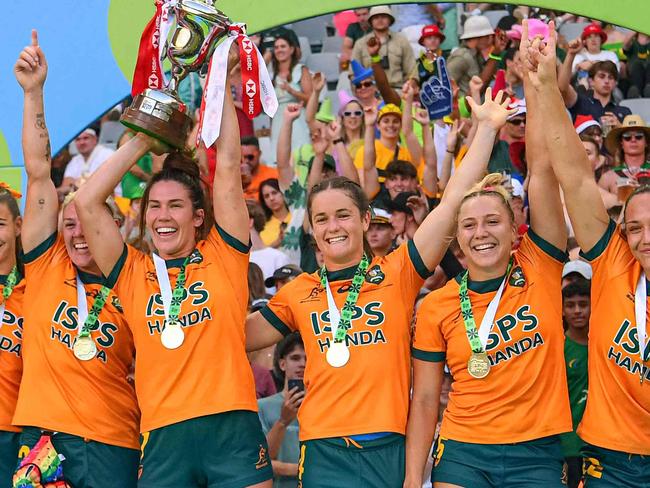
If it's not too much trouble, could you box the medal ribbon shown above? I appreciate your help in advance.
[320,255,370,344]
[131,0,165,97]
[75,275,110,339]
[0,266,19,327]
[635,272,648,383]
[459,260,513,353]
[152,254,190,324]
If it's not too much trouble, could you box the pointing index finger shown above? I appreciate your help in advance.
[436,56,450,90]
[31,29,38,47]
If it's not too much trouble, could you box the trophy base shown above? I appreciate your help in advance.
[121,89,192,150]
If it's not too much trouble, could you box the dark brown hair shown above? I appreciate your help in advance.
[248,262,266,305]
[138,151,213,243]
[272,32,300,84]
[258,178,287,220]
[246,200,267,233]
[589,60,618,81]
[307,176,374,258]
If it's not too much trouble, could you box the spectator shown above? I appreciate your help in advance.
[117,130,152,201]
[367,207,396,257]
[349,61,382,109]
[580,135,618,209]
[387,191,421,243]
[502,47,525,99]
[270,31,313,158]
[417,24,446,84]
[574,115,605,153]
[59,127,115,195]
[338,90,365,158]
[501,99,526,146]
[571,23,620,74]
[264,265,302,292]
[248,262,269,309]
[447,15,507,98]
[560,281,591,488]
[248,201,291,294]
[623,32,650,98]
[355,104,416,185]
[341,8,372,67]
[392,4,445,32]
[241,136,279,201]
[559,40,631,124]
[351,5,417,89]
[258,333,306,488]
[259,178,291,247]
[561,260,593,289]
[600,115,650,201]
[373,159,419,208]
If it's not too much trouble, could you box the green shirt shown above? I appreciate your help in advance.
[559,335,589,457]
[258,392,300,488]
[121,153,152,199]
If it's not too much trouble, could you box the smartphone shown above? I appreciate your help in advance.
[287,379,304,392]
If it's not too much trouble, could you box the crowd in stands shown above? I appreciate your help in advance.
[9,3,650,488]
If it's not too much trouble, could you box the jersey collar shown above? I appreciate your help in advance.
[454,273,503,294]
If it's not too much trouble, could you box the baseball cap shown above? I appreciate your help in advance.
[387,191,418,215]
[264,265,302,288]
[507,99,527,120]
[378,103,402,122]
[562,260,593,280]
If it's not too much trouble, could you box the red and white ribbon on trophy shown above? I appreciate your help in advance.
[197,23,278,148]
[131,0,177,96]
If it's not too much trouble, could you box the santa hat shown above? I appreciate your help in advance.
[574,115,601,135]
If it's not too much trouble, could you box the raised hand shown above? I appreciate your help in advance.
[326,120,342,140]
[567,37,583,55]
[402,81,415,103]
[367,36,381,57]
[312,72,325,93]
[284,102,303,121]
[15,30,47,92]
[312,127,329,155]
[420,57,453,120]
[446,119,466,150]
[363,105,378,127]
[466,87,515,131]
[413,104,431,125]
[406,190,430,226]
[525,20,558,89]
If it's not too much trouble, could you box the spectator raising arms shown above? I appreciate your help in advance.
[406,22,571,488]
[528,19,650,488]
[74,45,273,488]
[246,88,514,488]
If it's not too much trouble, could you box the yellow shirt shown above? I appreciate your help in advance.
[353,140,415,183]
[260,213,292,247]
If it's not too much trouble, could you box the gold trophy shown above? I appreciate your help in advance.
[121,0,231,149]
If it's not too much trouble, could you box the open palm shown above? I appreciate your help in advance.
[467,87,513,131]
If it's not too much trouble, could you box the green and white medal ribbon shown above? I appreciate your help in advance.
[74,275,110,361]
[635,272,647,384]
[0,266,19,327]
[153,253,190,350]
[320,254,370,368]
[459,260,513,379]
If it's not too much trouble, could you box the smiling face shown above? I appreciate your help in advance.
[385,174,417,199]
[310,188,370,268]
[342,101,363,132]
[145,180,204,259]
[0,203,20,271]
[378,113,401,140]
[624,192,650,272]
[456,194,517,279]
[563,294,591,329]
[62,202,100,273]
[273,38,295,63]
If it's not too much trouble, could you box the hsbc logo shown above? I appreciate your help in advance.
[246,79,257,97]
[148,73,159,87]
[242,38,253,54]
[152,29,160,49]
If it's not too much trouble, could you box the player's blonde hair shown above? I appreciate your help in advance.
[458,173,515,222]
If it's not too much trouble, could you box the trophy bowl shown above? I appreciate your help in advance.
[121,0,231,150]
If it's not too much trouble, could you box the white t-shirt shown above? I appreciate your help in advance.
[572,49,620,72]
[250,247,291,294]
[64,144,115,181]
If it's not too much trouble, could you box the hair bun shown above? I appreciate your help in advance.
[162,151,201,180]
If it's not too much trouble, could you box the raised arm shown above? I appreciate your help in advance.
[361,106,380,199]
[439,120,465,192]
[74,134,153,276]
[520,21,567,250]
[367,38,401,106]
[413,88,513,270]
[212,63,249,245]
[402,83,423,164]
[413,108,437,197]
[305,72,324,126]
[328,121,359,183]
[527,22,609,251]
[15,30,58,253]
[557,38,581,108]
[307,127,329,192]
[276,103,302,189]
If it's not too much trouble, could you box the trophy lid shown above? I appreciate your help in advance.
[178,0,230,24]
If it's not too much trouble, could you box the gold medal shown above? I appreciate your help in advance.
[467,352,490,379]
[73,335,97,361]
[161,319,185,349]
[326,341,350,367]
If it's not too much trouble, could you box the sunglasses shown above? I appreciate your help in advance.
[343,110,363,117]
[508,118,526,126]
[355,80,374,89]
[621,132,645,141]
[242,154,256,161]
